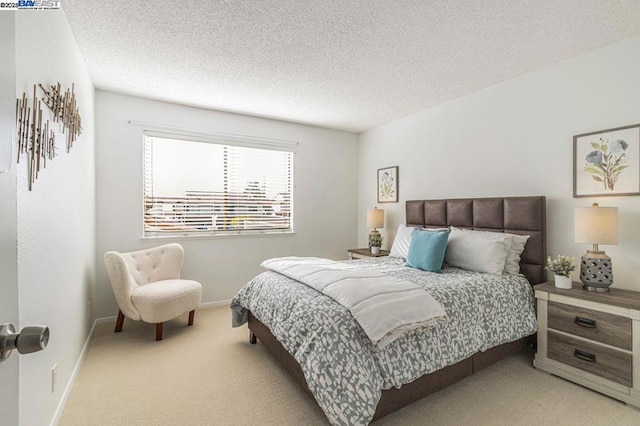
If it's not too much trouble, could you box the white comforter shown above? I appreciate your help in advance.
[261,257,448,348]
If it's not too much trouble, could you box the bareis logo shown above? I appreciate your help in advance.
[0,0,61,9]
[19,0,60,7]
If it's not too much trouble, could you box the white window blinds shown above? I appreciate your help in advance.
[143,132,294,237]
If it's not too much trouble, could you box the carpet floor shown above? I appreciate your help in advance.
[60,306,640,425]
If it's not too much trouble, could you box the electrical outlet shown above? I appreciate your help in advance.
[51,363,57,393]
[88,300,91,319]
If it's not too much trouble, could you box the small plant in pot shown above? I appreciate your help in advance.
[547,255,575,289]
[369,232,383,255]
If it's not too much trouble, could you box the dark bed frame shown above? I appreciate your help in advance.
[248,196,546,422]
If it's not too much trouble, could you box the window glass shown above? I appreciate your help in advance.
[143,133,294,237]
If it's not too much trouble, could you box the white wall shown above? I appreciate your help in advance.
[15,10,96,426]
[358,35,640,291]
[95,91,358,318]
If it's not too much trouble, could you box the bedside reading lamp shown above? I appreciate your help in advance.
[574,203,618,292]
[367,207,384,254]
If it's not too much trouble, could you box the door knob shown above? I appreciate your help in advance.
[0,324,49,362]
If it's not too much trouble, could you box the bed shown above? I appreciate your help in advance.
[231,196,546,425]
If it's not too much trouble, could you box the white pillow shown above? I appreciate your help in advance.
[446,228,529,275]
[389,224,415,259]
[503,234,529,275]
[389,224,450,259]
[445,228,509,274]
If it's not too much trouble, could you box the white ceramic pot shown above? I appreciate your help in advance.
[371,246,380,255]
[554,274,572,289]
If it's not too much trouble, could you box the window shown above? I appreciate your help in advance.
[143,131,294,237]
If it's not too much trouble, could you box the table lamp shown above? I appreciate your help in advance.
[574,203,618,292]
[367,207,384,254]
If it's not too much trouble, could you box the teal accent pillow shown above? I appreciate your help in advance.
[404,229,451,272]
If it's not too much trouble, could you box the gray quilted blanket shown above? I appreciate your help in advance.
[231,257,537,425]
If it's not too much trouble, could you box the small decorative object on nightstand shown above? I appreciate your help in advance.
[533,282,640,409]
[546,255,575,289]
[575,203,619,292]
[367,207,384,254]
[347,248,390,260]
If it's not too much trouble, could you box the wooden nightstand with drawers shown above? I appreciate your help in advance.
[533,282,640,408]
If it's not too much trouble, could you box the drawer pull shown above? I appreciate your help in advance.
[574,316,596,328]
[574,349,596,363]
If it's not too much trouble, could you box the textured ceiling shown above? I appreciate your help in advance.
[62,1,640,133]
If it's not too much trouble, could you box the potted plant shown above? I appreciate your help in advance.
[369,232,383,255]
[547,255,575,289]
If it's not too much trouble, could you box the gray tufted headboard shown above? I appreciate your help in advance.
[406,196,547,285]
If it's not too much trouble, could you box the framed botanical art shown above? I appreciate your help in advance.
[377,166,398,203]
[573,124,640,197]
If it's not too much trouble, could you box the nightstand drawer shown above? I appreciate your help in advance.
[548,301,632,350]
[548,330,632,387]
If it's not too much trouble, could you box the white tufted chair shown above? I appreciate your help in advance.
[104,243,202,341]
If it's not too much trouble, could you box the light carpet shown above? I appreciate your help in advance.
[60,306,640,425]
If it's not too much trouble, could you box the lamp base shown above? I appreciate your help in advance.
[580,250,613,292]
[582,284,611,293]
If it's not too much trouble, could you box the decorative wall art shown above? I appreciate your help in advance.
[377,166,398,203]
[573,124,640,197]
[15,86,57,191]
[15,82,83,190]
[39,82,83,152]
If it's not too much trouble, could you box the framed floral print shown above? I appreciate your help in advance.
[377,166,398,203]
[573,124,640,197]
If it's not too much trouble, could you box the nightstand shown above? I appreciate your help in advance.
[347,248,390,260]
[533,281,640,408]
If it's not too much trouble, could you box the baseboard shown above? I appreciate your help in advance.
[200,299,232,309]
[50,317,105,426]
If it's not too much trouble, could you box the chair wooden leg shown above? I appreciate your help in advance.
[188,310,195,326]
[249,330,257,344]
[115,310,125,333]
[156,323,163,341]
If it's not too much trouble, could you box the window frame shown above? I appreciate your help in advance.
[141,129,296,240]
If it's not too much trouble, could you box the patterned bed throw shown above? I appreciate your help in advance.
[261,257,448,348]
[231,257,537,426]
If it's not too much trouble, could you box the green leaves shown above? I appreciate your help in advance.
[368,232,383,247]
[380,182,394,198]
[547,255,575,278]
[583,138,629,191]
[611,165,629,175]
[584,165,604,175]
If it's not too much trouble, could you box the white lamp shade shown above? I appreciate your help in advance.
[366,208,384,229]
[574,205,618,245]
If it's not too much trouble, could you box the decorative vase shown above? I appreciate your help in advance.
[554,274,572,289]
[371,246,380,255]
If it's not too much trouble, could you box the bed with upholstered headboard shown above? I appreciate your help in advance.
[406,196,546,285]
[235,195,546,423]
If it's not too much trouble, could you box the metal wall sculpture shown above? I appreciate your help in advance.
[15,86,57,191]
[15,82,83,190]
[39,82,82,152]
